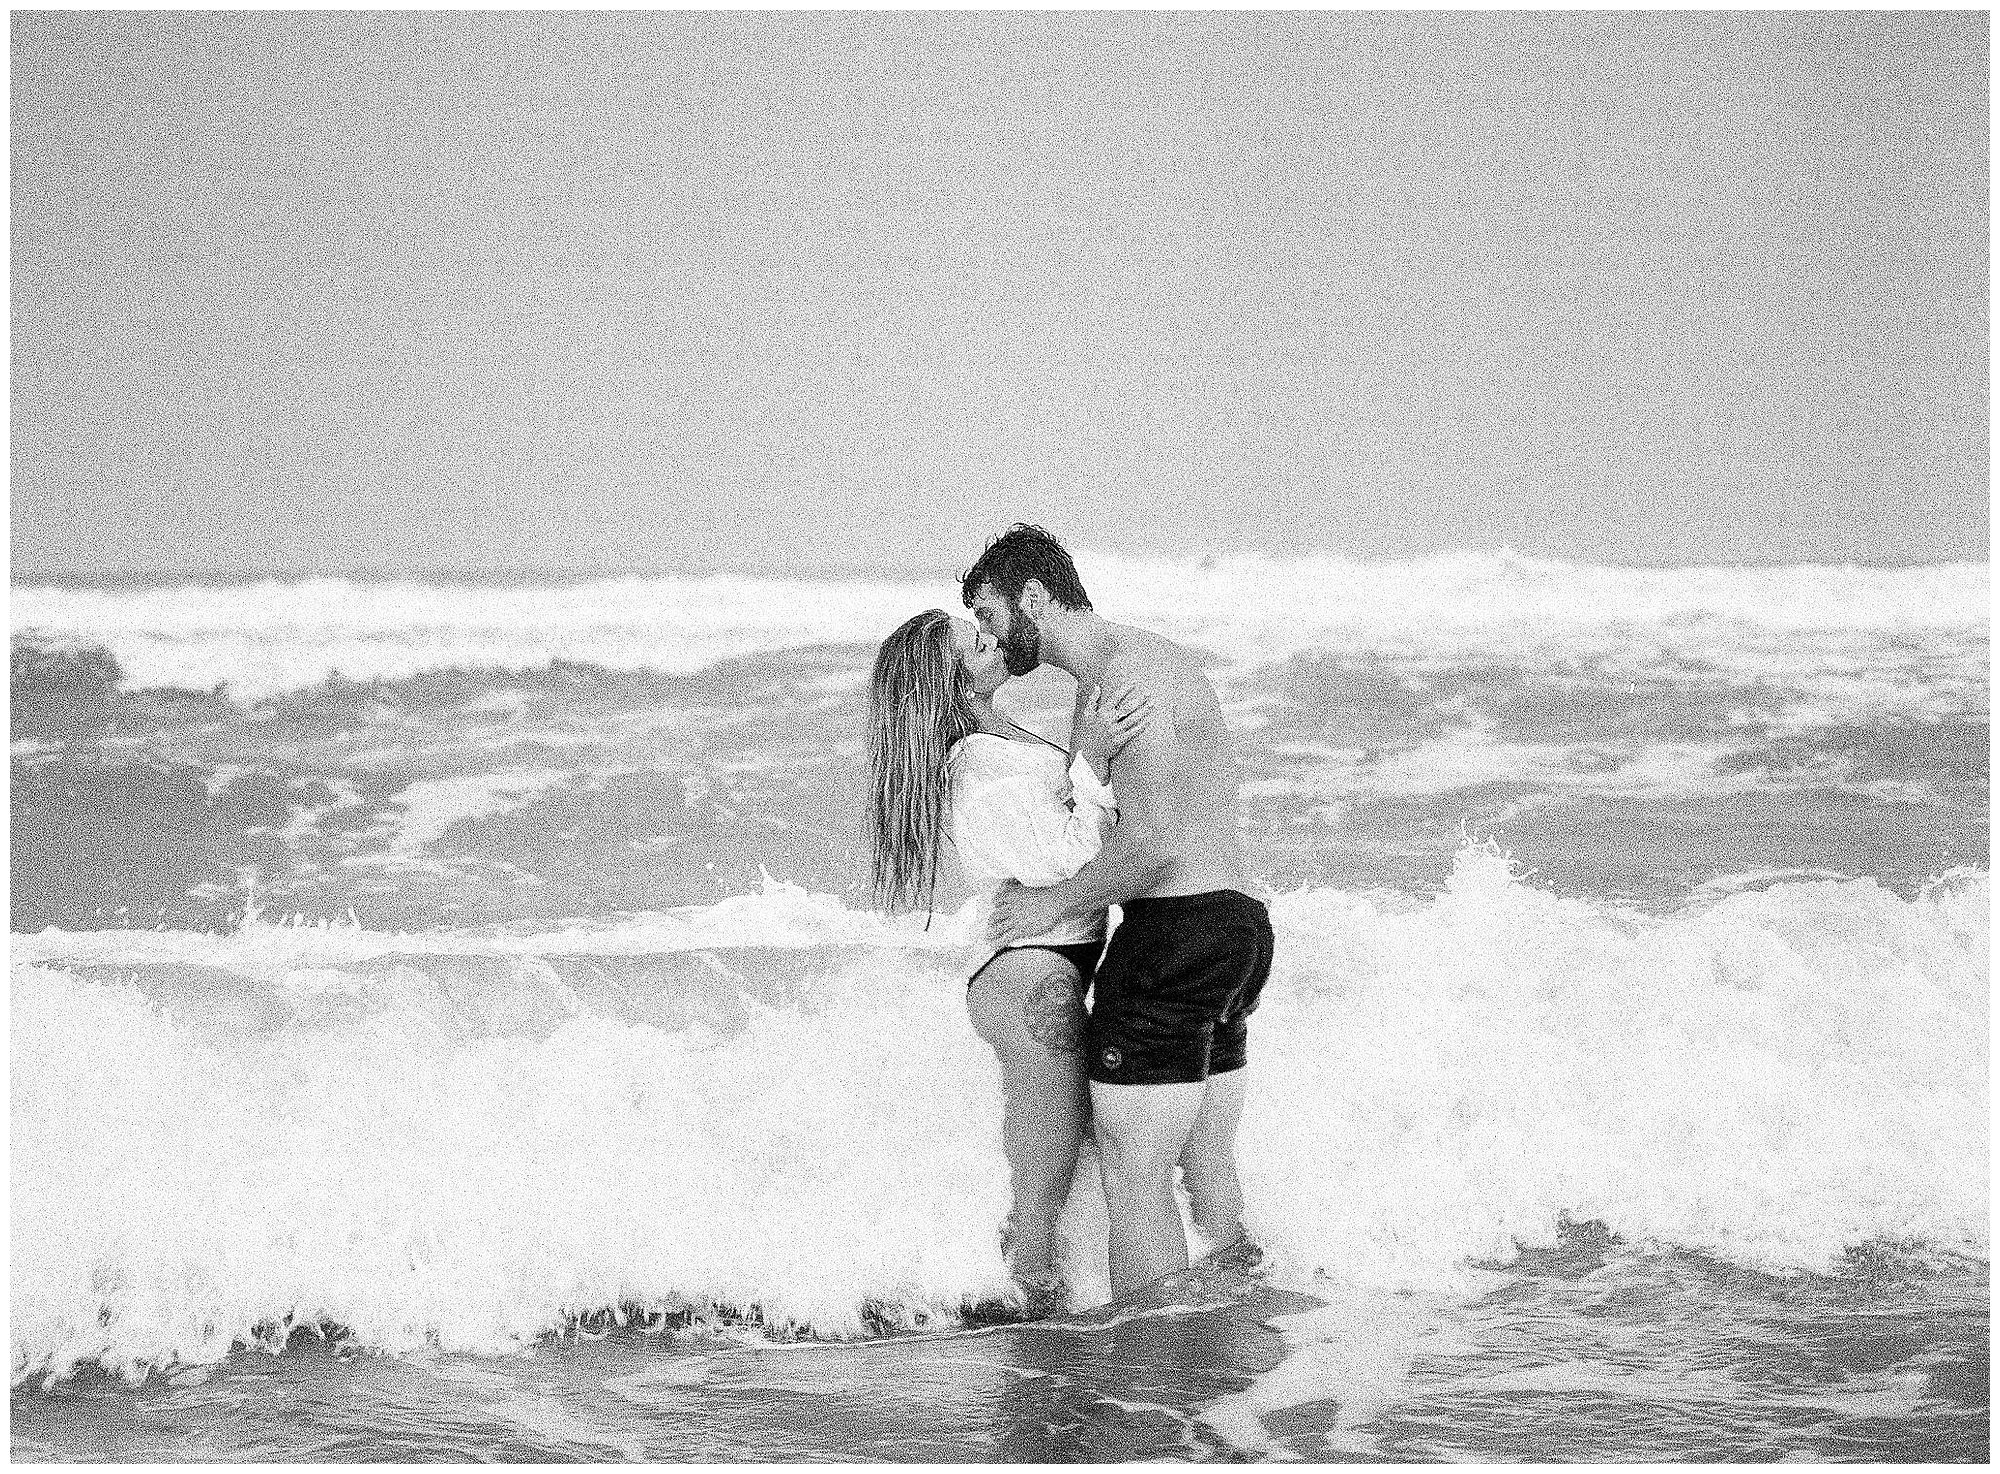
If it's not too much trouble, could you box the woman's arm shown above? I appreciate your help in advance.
[1072,681,1153,784]
[950,759,1114,888]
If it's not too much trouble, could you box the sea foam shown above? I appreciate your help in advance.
[11,848,1986,1386]
[11,553,1986,703]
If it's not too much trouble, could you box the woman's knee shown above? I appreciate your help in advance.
[1002,1063,1089,1147]
[1015,1167,1076,1219]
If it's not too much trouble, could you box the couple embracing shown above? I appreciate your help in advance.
[867,525,1275,1311]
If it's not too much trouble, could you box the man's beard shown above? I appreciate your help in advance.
[998,609,1042,676]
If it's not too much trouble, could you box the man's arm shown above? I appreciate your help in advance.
[987,669,1183,945]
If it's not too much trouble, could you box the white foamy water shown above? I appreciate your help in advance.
[11,944,1019,1387]
[11,871,970,971]
[12,553,1987,708]
[11,848,1985,1387]
[1200,1290,1481,1458]
[1242,849,1988,1288]
[378,768,575,855]
[1261,730,1823,800]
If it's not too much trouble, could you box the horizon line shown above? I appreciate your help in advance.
[10,548,1992,588]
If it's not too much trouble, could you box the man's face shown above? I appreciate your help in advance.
[968,583,1042,676]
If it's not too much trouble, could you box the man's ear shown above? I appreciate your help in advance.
[1019,578,1048,616]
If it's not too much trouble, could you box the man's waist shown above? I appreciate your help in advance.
[1128,855,1252,903]
[1120,886,1263,913]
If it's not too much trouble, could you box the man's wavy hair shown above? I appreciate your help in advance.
[959,524,1092,612]
[866,609,980,916]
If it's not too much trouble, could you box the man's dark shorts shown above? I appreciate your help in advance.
[1086,890,1275,1087]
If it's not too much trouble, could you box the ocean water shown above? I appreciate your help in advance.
[9,551,1989,1461]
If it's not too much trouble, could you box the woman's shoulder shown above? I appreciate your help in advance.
[949,731,1059,776]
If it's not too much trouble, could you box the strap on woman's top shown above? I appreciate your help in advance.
[996,715,1067,755]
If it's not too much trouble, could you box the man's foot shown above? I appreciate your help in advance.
[1101,1237,1267,1312]
[1198,1234,1264,1276]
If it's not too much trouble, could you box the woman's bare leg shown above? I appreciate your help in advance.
[966,949,1091,1289]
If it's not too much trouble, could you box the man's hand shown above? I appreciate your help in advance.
[987,879,1067,948]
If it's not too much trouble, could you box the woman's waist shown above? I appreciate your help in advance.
[966,891,1105,948]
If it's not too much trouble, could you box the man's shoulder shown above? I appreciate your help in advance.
[1104,625,1207,689]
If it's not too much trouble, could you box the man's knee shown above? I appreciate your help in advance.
[1095,1123,1174,1182]
[1179,1118,1239,1176]
[1179,1138,1237,1181]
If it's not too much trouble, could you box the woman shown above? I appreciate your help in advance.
[866,608,1149,1309]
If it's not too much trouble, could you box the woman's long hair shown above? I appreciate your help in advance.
[867,609,981,915]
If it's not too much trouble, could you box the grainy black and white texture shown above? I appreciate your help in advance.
[10,9,1987,1464]
[11,9,1986,581]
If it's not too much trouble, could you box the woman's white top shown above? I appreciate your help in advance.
[948,732,1116,949]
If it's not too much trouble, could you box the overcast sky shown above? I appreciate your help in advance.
[11,9,1987,579]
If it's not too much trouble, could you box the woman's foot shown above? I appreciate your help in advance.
[961,1271,1067,1327]
[1015,1270,1068,1320]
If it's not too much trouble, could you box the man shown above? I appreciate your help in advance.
[963,524,1274,1299]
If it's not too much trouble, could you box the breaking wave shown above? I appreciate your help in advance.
[12,552,1987,703]
[12,848,1986,1386]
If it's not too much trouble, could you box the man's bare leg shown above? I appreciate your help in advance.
[1178,1068,1248,1250]
[1090,1078,1205,1298]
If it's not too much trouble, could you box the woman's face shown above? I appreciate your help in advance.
[950,617,1009,696]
